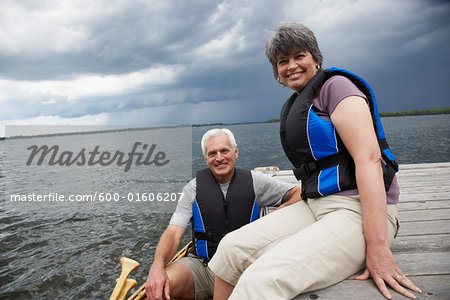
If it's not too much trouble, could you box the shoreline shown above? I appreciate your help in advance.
[378,107,450,117]
[1,109,448,140]
[267,107,450,123]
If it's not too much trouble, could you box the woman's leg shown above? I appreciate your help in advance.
[228,195,398,299]
[208,201,316,287]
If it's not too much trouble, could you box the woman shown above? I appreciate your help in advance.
[208,22,422,299]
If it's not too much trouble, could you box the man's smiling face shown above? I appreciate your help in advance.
[204,132,238,184]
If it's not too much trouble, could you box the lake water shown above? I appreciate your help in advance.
[0,114,449,299]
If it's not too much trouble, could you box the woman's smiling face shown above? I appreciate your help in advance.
[277,50,318,93]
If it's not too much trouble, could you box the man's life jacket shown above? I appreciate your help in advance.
[192,168,260,261]
[279,67,398,200]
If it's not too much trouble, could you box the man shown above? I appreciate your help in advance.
[145,128,301,300]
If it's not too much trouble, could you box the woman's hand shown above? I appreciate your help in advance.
[356,243,422,299]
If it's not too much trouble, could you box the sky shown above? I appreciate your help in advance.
[1,0,449,137]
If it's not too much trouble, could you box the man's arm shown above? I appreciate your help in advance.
[145,224,186,300]
[276,185,301,210]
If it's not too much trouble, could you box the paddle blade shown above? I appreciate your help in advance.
[110,257,140,300]
[118,278,137,300]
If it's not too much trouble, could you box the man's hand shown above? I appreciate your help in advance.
[145,264,171,300]
[145,225,185,299]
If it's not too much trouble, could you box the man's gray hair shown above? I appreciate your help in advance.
[265,22,323,80]
[201,128,237,157]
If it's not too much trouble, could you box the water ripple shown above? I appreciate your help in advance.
[0,118,448,298]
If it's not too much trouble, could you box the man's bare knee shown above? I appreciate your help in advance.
[166,261,195,300]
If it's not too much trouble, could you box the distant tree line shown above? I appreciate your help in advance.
[266,107,450,122]
[378,108,450,117]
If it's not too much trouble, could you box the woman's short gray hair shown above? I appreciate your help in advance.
[201,128,237,157]
[265,22,323,80]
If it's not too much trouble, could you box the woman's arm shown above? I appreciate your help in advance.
[331,96,421,299]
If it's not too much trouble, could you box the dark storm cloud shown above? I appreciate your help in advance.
[0,0,449,136]
[0,0,218,80]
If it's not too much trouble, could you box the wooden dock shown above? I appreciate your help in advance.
[268,162,450,300]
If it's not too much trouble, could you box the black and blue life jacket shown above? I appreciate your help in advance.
[279,67,398,200]
[192,168,260,261]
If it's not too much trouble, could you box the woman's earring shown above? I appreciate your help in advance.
[277,77,284,86]
[316,65,320,73]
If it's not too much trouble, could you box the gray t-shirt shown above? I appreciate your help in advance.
[169,171,296,229]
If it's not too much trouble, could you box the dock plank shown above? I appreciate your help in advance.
[392,252,450,276]
[396,220,450,236]
[293,275,450,300]
[269,162,450,300]
[398,200,449,210]
[398,208,450,222]
[390,234,450,253]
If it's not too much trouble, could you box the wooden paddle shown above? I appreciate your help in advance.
[168,241,193,264]
[114,278,137,300]
[110,257,140,300]
[127,285,146,300]
[126,241,193,300]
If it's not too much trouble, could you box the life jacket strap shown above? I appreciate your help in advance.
[378,137,399,190]
[293,149,398,193]
[293,152,350,181]
[194,231,225,243]
[381,152,399,191]
[379,138,389,150]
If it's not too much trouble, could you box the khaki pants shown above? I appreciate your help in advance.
[208,196,398,300]
[178,254,215,300]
